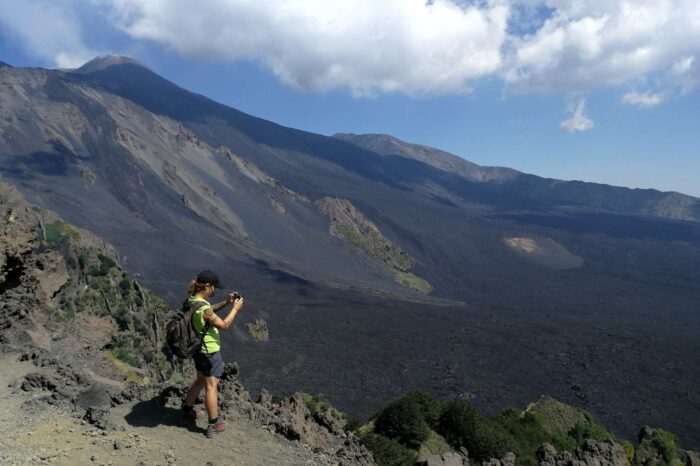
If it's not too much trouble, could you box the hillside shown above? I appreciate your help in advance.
[0,180,373,465]
[0,57,699,446]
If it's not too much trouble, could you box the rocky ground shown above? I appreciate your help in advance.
[0,351,372,466]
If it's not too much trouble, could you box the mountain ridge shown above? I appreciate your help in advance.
[334,132,700,221]
[66,59,700,222]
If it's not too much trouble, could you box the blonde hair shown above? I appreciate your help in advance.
[188,280,209,296]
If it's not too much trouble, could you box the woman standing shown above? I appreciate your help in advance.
[181,270,244,437]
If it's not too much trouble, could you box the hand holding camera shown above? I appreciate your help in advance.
[227,291,244,310]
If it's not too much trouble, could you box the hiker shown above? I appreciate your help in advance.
[180,270,244,437]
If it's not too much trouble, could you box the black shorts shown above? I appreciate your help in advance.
[193,351,223,378]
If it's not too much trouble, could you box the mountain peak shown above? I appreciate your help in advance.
[73,55,147,74]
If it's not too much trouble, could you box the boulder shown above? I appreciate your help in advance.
[537,440,627,466]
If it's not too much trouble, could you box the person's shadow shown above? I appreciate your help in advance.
[124,393,204,435]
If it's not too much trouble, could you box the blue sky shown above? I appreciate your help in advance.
[1,0,698,197]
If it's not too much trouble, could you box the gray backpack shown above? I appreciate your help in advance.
[165,300,210,358]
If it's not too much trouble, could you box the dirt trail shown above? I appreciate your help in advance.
[0,353,331,466]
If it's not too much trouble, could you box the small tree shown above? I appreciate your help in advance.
[403,389,442,429]
[374,397,430,449]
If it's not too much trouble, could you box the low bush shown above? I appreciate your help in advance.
[634,428,680,466]
[491,407,576,466]
[360,433,416,466]
[569,421,613,446]
[374,397,430,449]
[438,399,509,461]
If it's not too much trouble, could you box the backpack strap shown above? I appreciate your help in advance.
[189,300,212,355]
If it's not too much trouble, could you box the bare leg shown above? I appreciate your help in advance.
[204,376,219,420]
[184,371,206,407]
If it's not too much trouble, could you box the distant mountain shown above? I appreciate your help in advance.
[0,60,11,68]
[335,133,700,222]
[1,58,699,444]
[334,132,519,183]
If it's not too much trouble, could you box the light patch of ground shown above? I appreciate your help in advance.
[504,237,538,254]
[504,236,584,270]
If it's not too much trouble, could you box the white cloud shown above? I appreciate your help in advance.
[560,98,594,132]
[668,55,699,95]
[102,0,510,96]
[504,0,700,95]
[0,0,97,68]
[1,0,700,104]
[622,91,666,107]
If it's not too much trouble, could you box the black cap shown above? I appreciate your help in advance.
[196,270,223,288]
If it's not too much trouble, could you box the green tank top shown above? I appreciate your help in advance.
[189,296,220,354]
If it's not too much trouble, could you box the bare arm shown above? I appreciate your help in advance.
[204,297,244,331]
[210,300,228,312]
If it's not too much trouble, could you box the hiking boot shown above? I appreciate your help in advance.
[206,420,227,438]
[181,406,203,421]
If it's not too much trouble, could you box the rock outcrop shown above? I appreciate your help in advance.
[537,440,627,466]
[316,196,432,294]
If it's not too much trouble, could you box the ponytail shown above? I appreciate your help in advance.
[188,279,208,296]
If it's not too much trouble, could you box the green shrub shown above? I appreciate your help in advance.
[569,421,613,447]
[114,347,139,367]
[98,254,116,275]
[490,407,576,466]
[302,394,345,422]
[438,399,509,461]
[634,428,680,466]
[40,220,80,247]
[360,433,416,466]
[374,397,430,449]
[402,390,442,429]
[655,430,679,464]
[118,278,132,293]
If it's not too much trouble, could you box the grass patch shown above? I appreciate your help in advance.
[105,350,149,385]
[393,271,433,294]
[36,220,80,248]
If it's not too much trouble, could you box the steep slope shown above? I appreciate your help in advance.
[0,62,412,298]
